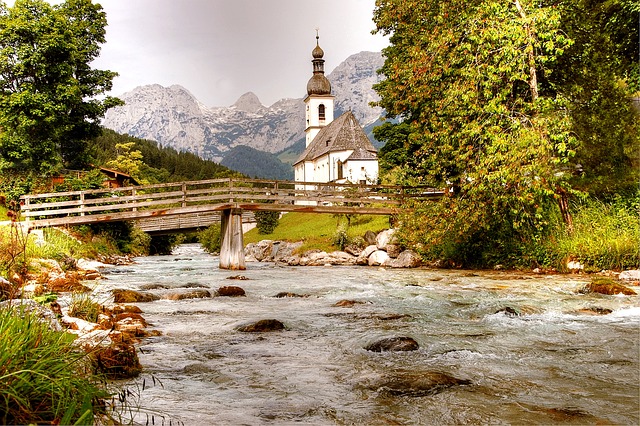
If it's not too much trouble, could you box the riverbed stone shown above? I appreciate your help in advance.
[334,299,366,307]
[91,341,142,379]
[364,230,377,245]
[216,285,246,297]
[365,336,420,352]
[376,229,397,249]
[619,270,640,282]
[237,319,286,332]
[368,250,390,267]
[384,244,402,258]
[165,289,211,300]
[388,250,422,268]
[113,289,160,303]
[580,278,636,296]
[273,292,308,298]
[365,370,471,397]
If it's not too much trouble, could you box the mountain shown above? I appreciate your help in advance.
[102,51,385,174]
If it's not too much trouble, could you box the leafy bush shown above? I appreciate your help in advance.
[0,306,109,424]
[332,226,350,251]
[254,210,280,235]
[198,224,221,254]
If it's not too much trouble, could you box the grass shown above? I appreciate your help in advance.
[0,305,110,425]
[244,212,390,252]
[549,198,640,271]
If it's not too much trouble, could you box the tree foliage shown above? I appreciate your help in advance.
[373,0,581,266]
[0,0,121,173]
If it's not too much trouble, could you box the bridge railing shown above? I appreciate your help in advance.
[19,178,442,227]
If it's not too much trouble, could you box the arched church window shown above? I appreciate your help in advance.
[318,104,325,123]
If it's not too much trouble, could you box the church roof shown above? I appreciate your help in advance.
[294,111,378,164]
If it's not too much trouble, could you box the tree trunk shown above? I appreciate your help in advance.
[514,0,539,101]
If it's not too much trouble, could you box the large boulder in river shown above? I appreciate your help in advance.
[237,319,286,332]
[580,278,636,296]
[363,370,471,397]
[368,250,390,267]
[165,289,211,300]
[365,336,419,352]
[388,250,422,268]
[113,289,159,303]
[376,229,397,249]
[216,286,246,297]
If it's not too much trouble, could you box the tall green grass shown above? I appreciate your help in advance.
[243,212,390,252]
[0,305,109,425]
[548,197,640,271]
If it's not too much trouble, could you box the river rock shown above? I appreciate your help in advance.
[77,258,109,271]
[366,370,472,397]
[368,250,390,267]
[217,286,246,297]
[49,271,92,293]
[365,336,419,352]
[237,319,286,332]
[334,299,366,307]
[344,244,362,256]
[0,299,63,331]
[113,289,160,303]
[91,341,142,379]
[619,270,640,282]
[383,244,401,258]
[576,307,613,315]
[364,230,377,245]
[140,283,170,290]
[388,250,422,268]
[376,229,397,249]
[274,292,308,298]
[165,289,211,300]
[580,278,636,296]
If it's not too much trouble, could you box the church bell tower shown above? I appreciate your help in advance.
[304,33,335,147]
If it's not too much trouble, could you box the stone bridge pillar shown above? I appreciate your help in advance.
[219,208,246,270]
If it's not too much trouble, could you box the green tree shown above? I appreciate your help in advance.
[0,0,121,173]
[373,0,577,266]
[552,0,640,197]
[106,142,144,179]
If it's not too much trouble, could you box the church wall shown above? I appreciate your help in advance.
[344,159,379,184]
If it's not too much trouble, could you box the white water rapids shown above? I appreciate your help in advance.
[95,244,639,425]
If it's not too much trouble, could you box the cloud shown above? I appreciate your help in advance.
[91,0,387,106]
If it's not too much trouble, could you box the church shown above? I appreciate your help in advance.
[293,36,379,185]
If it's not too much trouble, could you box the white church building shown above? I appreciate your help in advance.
[293,36,379,186]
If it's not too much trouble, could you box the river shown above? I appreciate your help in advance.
[96,244,639,425]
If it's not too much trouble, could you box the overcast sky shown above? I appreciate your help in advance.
[84,0,388,107]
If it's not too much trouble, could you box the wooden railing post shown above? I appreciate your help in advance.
[132,188,138,212]
[79,192,85,216]
[181,183,187,208]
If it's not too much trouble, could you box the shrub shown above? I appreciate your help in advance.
[198,224,221,254]
[254,210,280,234]
[0,306,109,425]
[332,226,350,251]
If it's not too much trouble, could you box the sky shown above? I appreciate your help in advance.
[85,0,389,107]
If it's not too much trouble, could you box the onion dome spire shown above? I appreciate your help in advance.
[306,31,331,96]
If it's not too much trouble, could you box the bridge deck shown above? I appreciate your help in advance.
[20,178,442,231]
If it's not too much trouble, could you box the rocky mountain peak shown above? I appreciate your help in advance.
[232,92,264,113]
[102,51,385,164]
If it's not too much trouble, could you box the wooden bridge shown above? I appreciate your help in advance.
[19,178,442,270]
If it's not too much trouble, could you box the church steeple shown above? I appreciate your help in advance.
[304,32,334,147]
